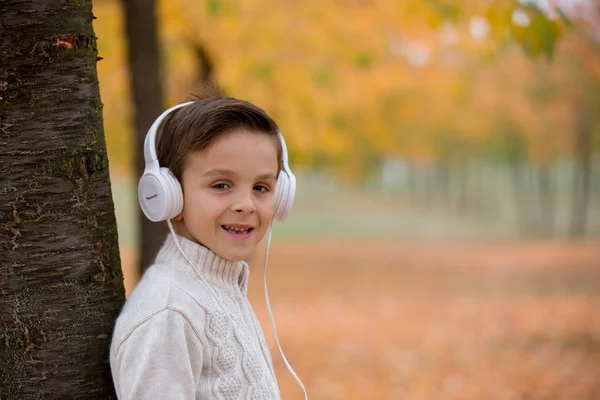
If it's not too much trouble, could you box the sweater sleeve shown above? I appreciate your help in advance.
[111,309,204,400]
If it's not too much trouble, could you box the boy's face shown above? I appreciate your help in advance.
[173,129,279,261]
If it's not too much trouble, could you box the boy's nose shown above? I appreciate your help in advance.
[232,190,256,214]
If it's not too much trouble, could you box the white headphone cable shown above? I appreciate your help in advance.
[263,225,308,400]
[165,220,307,398]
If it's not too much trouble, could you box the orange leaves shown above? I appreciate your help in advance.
[247,239,600,399]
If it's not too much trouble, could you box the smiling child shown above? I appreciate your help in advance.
[109,97,293,399]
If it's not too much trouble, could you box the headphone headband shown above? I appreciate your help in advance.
[277,131,293,174]
[144,102,290,167]
[143,101,195,164]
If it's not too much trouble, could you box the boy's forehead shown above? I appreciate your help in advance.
[196,133,278,159]
[202,129,279,153]
[183,131,279,176]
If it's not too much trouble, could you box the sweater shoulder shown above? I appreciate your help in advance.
[111,263,213,346]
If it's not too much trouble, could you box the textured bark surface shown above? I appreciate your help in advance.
[121,0,168,274]
[0,1,126,398]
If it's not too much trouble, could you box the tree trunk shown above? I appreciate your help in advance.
[570,120,593,238]
[435,162,451,209]
[455,162,469,212]
[121,0,168,275]
[537,163,554,236]
[511,163,532,236]
[0,0,125,398]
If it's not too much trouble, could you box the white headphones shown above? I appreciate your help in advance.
[138,101,296,223]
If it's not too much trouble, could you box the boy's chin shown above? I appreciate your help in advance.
[214,248,252,263]
[222,255,251,263]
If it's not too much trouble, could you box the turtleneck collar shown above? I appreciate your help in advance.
[155,233,249,294]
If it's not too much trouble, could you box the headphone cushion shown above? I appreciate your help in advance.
[273,171,285,221]
[275,170,295,221]
[160,167,183,220]
[138,171,168,222]
[281,168,296,221]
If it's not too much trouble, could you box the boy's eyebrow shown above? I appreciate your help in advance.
[203,168,234,177]
[203,168,277,181]
[257,173,278,181]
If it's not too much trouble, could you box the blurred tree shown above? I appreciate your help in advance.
[567,32,600,237]
[133,0,575,182]
[121,0,167,274]
[0,0,125,398]
[98,0,578,181]
[188,41,223,98]
[93,0,598,239]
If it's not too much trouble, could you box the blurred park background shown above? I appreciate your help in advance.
[93,0,600,398]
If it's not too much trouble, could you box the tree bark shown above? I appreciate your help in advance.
[0,0,125,398]
[121,0,168,274]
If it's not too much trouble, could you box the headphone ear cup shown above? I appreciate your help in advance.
[273,171,286,221]
[138,168,183,222]
[274,170,295,221]
[138,171,168,222]
[159,167,183,220]
[282,169,296,220]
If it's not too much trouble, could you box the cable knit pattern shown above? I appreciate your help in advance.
[110,234,281,400]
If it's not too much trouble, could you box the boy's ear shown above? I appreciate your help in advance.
[173,212,184,222]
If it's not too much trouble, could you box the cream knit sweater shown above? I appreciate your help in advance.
[110,234,281,399]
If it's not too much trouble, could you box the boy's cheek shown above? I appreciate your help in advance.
[264,203,276,218]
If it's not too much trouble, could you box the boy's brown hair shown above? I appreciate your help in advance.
[157,96,282,181]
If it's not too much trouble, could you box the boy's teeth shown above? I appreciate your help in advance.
[224,225,250,233]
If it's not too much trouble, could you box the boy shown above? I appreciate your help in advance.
[110,97,296,399]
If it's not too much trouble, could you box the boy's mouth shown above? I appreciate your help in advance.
[221,225,253,235]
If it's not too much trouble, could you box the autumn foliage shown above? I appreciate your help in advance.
[94,0,598,181]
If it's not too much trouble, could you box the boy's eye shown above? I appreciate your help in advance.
[211,182,230,190]
[254,184,270,193]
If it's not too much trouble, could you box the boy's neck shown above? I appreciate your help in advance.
[156,233,249,293]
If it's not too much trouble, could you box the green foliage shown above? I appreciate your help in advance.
[432,0,575,62]
[310,64,335,89]
[481,125,528,165]
[422,0,461,26]
[354,51,374,70]
[253,61,273,81]
[511,4,561,61]
[206,0,222,16]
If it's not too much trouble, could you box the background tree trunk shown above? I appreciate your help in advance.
[537,163,554,236]
[121,0,167,274]
[570,117,593,238]
[0,0,125,398]
[188,41,223,98]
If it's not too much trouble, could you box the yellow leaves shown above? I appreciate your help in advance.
[94,0,594,180]
[485,0,516,38]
